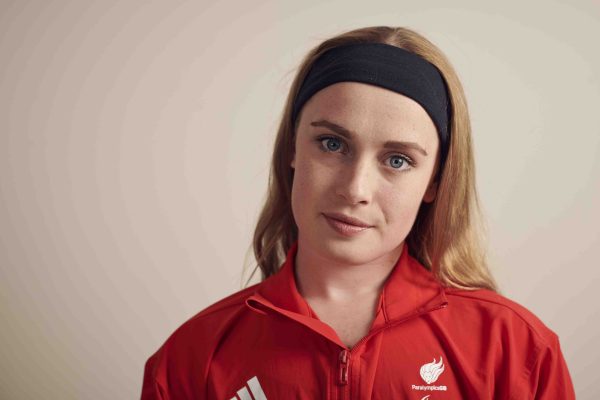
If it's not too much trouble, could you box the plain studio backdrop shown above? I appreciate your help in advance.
[1,0,598,398]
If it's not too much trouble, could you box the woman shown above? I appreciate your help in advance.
[141,26,575,399]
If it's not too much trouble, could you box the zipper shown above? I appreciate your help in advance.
[248,294,448,399]
[337,348,349,400]
[335,301,448,399]
[338,348,349,384]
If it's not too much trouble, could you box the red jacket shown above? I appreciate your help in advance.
[141,241,576,399]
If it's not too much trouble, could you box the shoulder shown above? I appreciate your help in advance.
[442,288,575,397]
[142,283,262,398]
[164,283,260,347]
[443,287,559,347]
[152,283,259,363]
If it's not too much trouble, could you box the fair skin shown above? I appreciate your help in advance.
[289,82,440,347]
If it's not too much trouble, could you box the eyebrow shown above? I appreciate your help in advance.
[310,119,428,156]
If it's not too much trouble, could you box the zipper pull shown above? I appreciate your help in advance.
[338,349,349,385]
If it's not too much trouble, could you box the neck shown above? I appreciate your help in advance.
[293,238,404,304]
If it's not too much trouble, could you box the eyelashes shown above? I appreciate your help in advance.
[315,135,416,172]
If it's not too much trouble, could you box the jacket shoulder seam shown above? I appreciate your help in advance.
[444,290,556,348]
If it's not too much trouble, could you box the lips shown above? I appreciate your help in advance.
[322,212,372,228]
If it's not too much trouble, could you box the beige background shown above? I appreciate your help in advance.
[1,0,598,398]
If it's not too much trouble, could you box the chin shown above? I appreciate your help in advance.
[317,235,378,261]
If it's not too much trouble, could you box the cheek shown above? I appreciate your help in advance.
[291,160,327,217]
[380,180,429,224]
[292,158,331,197]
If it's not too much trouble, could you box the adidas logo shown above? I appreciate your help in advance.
[230,375,267,400]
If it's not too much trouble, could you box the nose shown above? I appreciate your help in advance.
[335,156,375,205]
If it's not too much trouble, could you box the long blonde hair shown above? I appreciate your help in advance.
[243,26,499,293]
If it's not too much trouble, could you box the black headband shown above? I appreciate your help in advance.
[291,42,451,175]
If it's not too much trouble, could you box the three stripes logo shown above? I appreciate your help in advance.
[229,375,268,400]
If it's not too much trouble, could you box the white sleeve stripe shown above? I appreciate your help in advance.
[236,386,253,400]
[247,376,267,400]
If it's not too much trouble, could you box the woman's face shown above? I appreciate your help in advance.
[290,82,440,265]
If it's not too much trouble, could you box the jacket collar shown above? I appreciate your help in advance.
[246,240,448,346]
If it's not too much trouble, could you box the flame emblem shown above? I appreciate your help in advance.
[419,356,445,384]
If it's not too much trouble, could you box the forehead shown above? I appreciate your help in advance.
[300,82,439,145]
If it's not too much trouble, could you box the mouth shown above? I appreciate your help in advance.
[322,212,373,228]
[322,213,373,237]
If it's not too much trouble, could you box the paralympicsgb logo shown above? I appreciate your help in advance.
[420,356,445,384]
[411,355,448,393]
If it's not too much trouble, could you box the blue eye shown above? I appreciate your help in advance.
[315,135,415,172]
[319,136,344,152]
[389,156,407,169]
